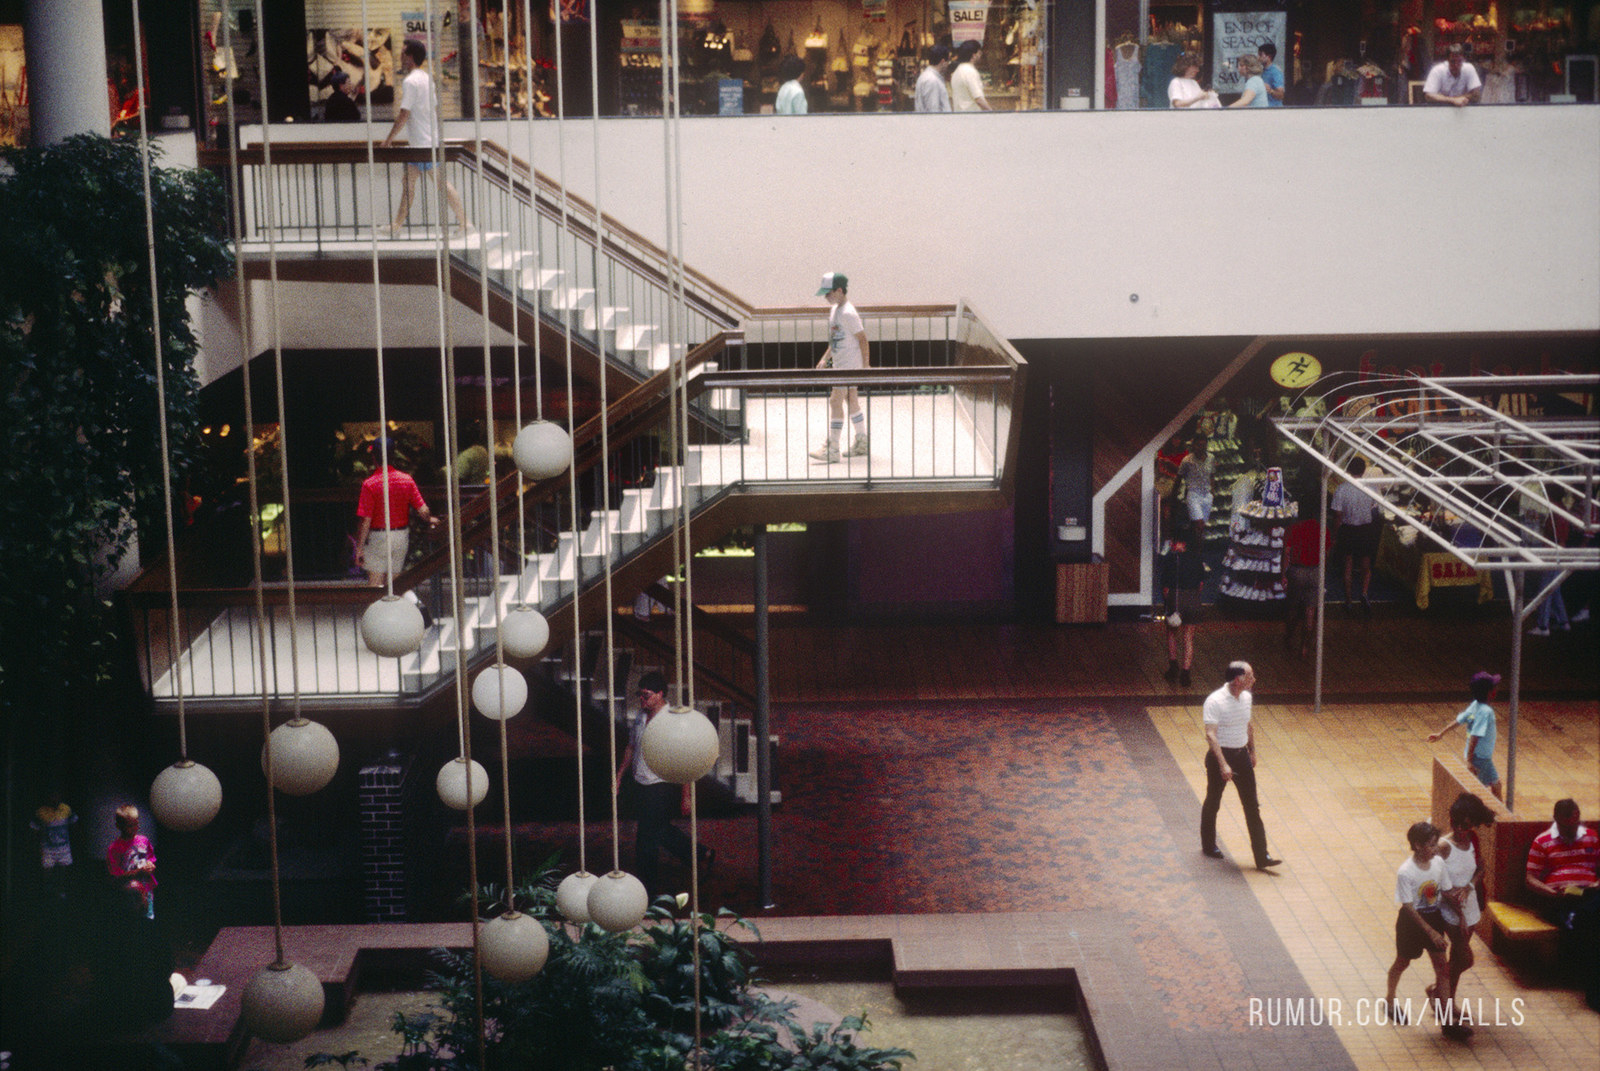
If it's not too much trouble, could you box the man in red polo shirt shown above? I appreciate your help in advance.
[1283,507,1330,658]
[353,443,440,585]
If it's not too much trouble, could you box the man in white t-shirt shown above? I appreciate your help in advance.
[914,45,954,112]
[1331,456,1381,612]
[809,272,870,463]
[1423,45,1482,107]
[380,39,470,235]
[1200,662,1281,869]
[950,41,992,111]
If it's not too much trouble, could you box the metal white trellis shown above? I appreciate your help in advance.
[1274,373,1599,810]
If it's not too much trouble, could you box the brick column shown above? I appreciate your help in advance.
[359,757,413,921]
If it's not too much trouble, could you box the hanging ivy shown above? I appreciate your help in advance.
[0,134,232,728]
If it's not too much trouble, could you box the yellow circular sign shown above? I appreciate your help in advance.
[1270,352,1322,389]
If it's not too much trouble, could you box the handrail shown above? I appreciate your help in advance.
[201,139,753,326]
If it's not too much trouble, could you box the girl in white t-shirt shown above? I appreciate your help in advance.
[1438,794,1496,1003]
[1386,821,1469,1036]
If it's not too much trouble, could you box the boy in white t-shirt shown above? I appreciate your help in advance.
[1386,821,1470,1038]
[380,39,470,235]
[808,272,870,463]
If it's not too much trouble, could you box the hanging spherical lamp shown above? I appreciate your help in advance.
[150,760,223,833]
[641,705,720,783]
[500,604,550,660]
[240,961,325,1043]
[471,663,527,720]
[263,718,340,795]
[479,911,550,982]
[360,595,425,657]
[435,757,489,810]
[512,420,573,481]
[555,870,599,923]
[586,870,648,932]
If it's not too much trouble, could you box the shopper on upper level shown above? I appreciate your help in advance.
[1257,42,1285,106]
[950,41,992,111]
[1228,54,1271,108]
[774,55,807,115]
[1423,45,1482,107]
[914,44,954,113]
[1168,53,1220,109]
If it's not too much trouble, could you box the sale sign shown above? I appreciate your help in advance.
[949,1,991,44]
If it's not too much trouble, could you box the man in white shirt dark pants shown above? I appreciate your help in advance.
[1331,456,1381,613]
[1201,662,1282,870]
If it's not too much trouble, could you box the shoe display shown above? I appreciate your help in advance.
[809,444,841,463]
[847,434,869,456]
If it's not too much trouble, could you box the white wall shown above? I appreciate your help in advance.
[259,106,1600,342]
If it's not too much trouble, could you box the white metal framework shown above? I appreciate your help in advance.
[1274,372,1598,809]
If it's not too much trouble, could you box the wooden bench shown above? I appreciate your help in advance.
[1429,757,1593,963]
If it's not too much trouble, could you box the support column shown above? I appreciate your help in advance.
[754,524,774,910]
[24,0,110,145]
[1506,573,1523,812]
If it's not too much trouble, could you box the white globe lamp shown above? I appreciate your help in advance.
[587,870,648,932]
[555,870,599,923]
[360,595,425,657]
[240,961,324,1043]
[500,604,550,660]
[472,663,527,720]
[479,912,550,982]
[512,420,573,481]
[435,757,489,810]
[641,705,720,783]
[150,760,223,832]
[264,719,340,795]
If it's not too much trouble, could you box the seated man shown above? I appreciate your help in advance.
[1525,798,1599,1008]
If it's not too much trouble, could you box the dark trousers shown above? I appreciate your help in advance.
[630,779,693,897]
[1201,746,1270,865]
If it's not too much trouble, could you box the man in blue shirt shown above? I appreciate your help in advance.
[1258,42,1286,106]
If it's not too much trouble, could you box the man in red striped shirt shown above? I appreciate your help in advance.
[354,448,439,585]
[1526,799,1600,1008]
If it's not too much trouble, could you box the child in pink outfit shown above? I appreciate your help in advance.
[107,804,158,918]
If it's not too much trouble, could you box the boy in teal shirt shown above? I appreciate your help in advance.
[1428,671,1502,800]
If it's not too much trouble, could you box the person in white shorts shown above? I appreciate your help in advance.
[809,272,870,463]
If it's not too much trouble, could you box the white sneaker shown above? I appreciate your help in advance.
[1571,608,1590,623]
[809,443,841,463]
[847,434,870,457]
[1527,626,1550,637]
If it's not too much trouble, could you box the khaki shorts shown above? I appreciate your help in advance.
[364,529,410,575]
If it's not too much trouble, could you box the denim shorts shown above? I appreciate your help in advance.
[1470,754,1500,787]
[407,161,437,172]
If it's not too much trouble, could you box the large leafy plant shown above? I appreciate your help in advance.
[0,134,231,756]
[339,866,913,1071]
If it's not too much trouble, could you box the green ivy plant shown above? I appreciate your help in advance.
[0,134,231,777]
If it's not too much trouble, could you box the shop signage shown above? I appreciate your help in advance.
[1212,11,1286,94]
[1270,351,1321,389]
[621,20,661,54]
[680,0,715,27]
[949,1,991,44]
[718,79,744,115]
[403,11,456,80]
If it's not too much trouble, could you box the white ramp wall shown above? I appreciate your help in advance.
[255,106,1600,343]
